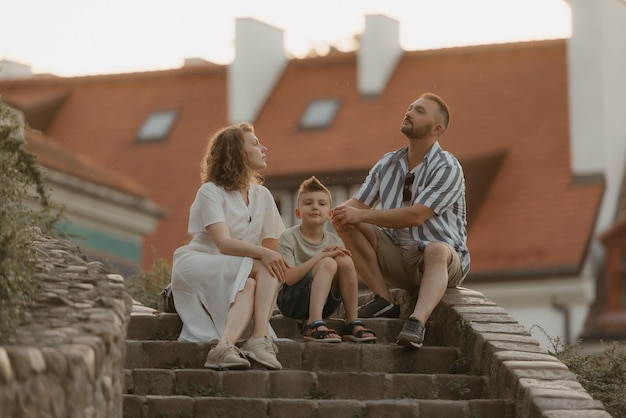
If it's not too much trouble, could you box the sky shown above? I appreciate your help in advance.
[0,0,571,77]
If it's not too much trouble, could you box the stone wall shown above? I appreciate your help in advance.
[0,233,132,418]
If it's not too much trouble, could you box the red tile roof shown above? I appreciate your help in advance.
[24,128,152,199]
[0,40,604,280]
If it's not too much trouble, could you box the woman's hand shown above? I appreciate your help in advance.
[260,248,290,282]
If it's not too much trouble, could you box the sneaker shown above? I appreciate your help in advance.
[396,317,425,348]
[357,294,401,318]
[204,342,250,370]
[241,336,282,370]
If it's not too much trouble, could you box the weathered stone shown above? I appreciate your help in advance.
[0,233,132,417]
[0,348,13,383]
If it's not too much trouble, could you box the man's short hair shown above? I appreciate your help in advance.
[421,92,450,130]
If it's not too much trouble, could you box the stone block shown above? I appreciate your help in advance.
[146,395,194,418]
[521,397,606,418]
[317,399,364,418]
[541,410,612,417]
[389,373,437,399]
[222,370,269,398]
[126,314,157,340]
[496,360,575,401]
[195,397,268,418]
[40,347,68,378]
[275,339,304,369]
[302,343,361,372]
[173,369,222,396]
[364,399,420,417]
[269,398,317,418]
[360,344,399,373]
[124,341,143,369]
[471,322,530,335]
[0,347,13,383]
[155,313,183,340]
[268,370,315,398]
[132,369,174,395]
[142,341,208,369]
[468,399,515,418]
[437,375,487,400]
[316,371,389,400]
[417,399,468,418]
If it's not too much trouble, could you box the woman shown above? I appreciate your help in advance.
[171,122,289,370]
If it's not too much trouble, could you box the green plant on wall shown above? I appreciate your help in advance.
[124,257,172,310]
[0,100,60,342]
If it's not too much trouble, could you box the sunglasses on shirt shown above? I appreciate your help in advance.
[403,172,415,202]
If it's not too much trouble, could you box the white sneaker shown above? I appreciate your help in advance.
[241,336,282,370]
[204,342,250,370]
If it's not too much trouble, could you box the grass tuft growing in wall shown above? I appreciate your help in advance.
[0,100,60,342]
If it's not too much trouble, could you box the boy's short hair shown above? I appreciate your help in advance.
[297,176,332,204]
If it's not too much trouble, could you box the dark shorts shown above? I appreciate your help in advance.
[276,271,342,320]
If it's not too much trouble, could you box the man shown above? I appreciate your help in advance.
[332,92,470,348]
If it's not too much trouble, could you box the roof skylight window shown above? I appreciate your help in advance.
[299,99,340,130]
[136,110,177,142]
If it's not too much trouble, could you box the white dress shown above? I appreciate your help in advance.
[171,182,285,342]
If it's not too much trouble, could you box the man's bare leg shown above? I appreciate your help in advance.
[410,242,451,324]
[335,224,392,303]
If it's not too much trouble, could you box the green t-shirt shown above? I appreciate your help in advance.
[278,225,344,267]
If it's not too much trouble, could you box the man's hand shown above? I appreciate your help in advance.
[331,205,362,230]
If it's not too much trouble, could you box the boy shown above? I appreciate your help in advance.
[277,176,376,343]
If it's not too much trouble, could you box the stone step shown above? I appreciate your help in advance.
[125,340,463,374]
[122,394,514,418]
[127,313,443,346]
[125,368,488,400]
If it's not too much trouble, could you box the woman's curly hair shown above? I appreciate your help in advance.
[200,122,262,190]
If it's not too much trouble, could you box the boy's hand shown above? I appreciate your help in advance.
[322,245,352,257]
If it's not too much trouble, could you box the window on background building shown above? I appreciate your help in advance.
[136,110,178,142]
[299,98,340,130]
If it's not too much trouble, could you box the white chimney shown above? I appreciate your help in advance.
[228,18,288,124]
[358,15,403,97]
[0,60,32,80]
[567,0,626,230]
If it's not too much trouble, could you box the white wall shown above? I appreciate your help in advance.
[568,0,626,232]
[470,275,594,349]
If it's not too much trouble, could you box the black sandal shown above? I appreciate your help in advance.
[302,320,341,343]
[342,319,377,343]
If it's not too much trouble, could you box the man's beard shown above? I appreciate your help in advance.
[401,121,432,139]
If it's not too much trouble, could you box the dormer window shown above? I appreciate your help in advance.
[299,98,340,130]
[136,110,177,142]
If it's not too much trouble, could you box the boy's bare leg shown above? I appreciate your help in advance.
[335,256,374,337]
[308,259,335,321]
[335,256,359,324]
[307,259,340,339]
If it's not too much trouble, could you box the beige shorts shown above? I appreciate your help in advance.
[375,228,464,289]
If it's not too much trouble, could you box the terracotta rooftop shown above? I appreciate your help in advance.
[0,40,604,280]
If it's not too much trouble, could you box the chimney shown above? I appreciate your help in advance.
[0,60,33,80]
[358,15,403,97]
[228,18,288,124]
[567,0,626,231]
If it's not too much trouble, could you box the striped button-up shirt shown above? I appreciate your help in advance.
[354,142,470,279]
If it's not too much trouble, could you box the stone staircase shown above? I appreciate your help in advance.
[122,288,610,418]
